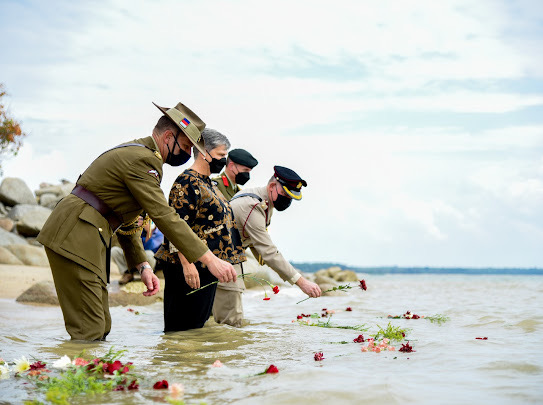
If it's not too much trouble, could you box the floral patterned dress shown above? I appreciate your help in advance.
[155,169,246,332]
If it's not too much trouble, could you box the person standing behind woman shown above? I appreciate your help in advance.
[155,129,246,331]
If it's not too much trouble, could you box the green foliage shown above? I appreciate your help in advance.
[426,314,450,325]
[296,315,368,331]
[371,322,410,341]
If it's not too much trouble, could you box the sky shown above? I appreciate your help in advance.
[1,0,542,268]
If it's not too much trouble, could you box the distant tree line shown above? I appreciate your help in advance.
[290,262,543,275]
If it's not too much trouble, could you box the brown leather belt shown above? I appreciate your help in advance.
[71,185,123,232]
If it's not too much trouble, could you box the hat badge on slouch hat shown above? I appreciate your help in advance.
[152,101,206,156]
[273,165,307,200]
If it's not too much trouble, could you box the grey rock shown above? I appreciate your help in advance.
[0,201,7,215]
[326,266,343,278]
[0,177,37,206]
[335,270,359,282]
[315,274,338,285]
[0,246,24,265]
[0,227,28,246]
[0,217,14,232]
[39,193,61,209]
[319,283,347,297]
[10,205,52,237]
[5,244,49,266]
[16,281,59,306]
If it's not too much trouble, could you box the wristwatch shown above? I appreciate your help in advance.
[138,263,152,275]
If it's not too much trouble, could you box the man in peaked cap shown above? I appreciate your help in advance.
[212,148,258,201]
[212,165,321,327]
[37,101,237,341]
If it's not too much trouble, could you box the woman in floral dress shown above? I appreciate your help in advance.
[155,129,246,331]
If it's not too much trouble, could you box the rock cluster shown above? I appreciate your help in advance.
[0,177,74,265]
[308,266,359,296]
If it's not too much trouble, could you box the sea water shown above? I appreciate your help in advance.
[1,274,542,404]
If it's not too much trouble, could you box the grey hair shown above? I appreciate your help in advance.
[193,128,231,157]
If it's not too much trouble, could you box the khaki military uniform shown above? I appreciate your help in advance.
[211,171,240,201]
[37,136,208,340]
[212,186,301,327]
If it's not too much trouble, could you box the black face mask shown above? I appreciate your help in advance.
[206,151,227,174]
[273,193,292,211]
[235,171,250,185]
[165,135,191,167]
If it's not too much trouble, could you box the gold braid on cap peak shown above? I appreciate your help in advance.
[116,214,151,236]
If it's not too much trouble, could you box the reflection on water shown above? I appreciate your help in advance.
[1,275,543,404]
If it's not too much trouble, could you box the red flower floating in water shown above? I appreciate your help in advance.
[273,286,280,294]
[353,334,365,343]
[346,307,352,311]
[314,352,325,361]
[297,315,303,319]
[265,365,279,374]
[399,342,415,353]
[359,280,367,291]
[476,337,488,340]
[29,361,47,370]
[153,380,169,389]
[263,297,271,301]
[128,380,139,390]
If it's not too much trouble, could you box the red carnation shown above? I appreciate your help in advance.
[353,334,365,343]
[359,280,367,291]
[153,380,169,389]
[265,365,279,374]
[476,337,488,340]
[314,352,325,361]
[128,380,139,390]
[399,342,415,353]
[105,360,123,374]
[263,297,270,301]
[273,286,280,294]
[297,315,303,319]
[346,307,352,311]
[114,385,125,391]
[29,361,47,370]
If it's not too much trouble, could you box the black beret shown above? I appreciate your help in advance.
[228,149,258,168]
[273,165,307,200]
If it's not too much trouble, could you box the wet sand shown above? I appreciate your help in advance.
[0,263,122,299]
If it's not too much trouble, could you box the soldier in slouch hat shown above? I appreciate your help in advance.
[37,101,237,341]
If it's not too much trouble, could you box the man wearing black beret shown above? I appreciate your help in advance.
[212,165,322,327]
[212,148,258,200]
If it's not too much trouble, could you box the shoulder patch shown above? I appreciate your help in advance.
[147,169,159,178]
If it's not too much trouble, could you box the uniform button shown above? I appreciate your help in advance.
[98,228,103,232]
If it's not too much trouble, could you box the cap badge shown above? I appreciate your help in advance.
[180,118,190,128]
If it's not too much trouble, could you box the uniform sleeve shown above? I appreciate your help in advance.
[241,202,301,284]
[122,156,209,263]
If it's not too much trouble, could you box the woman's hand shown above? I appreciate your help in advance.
[182,261,200,289]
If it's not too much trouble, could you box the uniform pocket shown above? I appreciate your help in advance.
[60,206,111,271]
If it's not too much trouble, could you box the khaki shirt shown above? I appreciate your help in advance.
[211,171,240,201]
[37,136,208,283]
[230,186,301,285]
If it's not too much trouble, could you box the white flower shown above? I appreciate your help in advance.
[52,355,72,369]
[168,383,184,399]
[0,364,10,379]
[13,356,30,373]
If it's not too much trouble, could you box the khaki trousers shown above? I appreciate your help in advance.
[212,263,245,327]
[45,247,111,341]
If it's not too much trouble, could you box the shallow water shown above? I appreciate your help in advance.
[1,274,542,404]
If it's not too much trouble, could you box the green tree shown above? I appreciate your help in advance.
[0,83,26,174]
